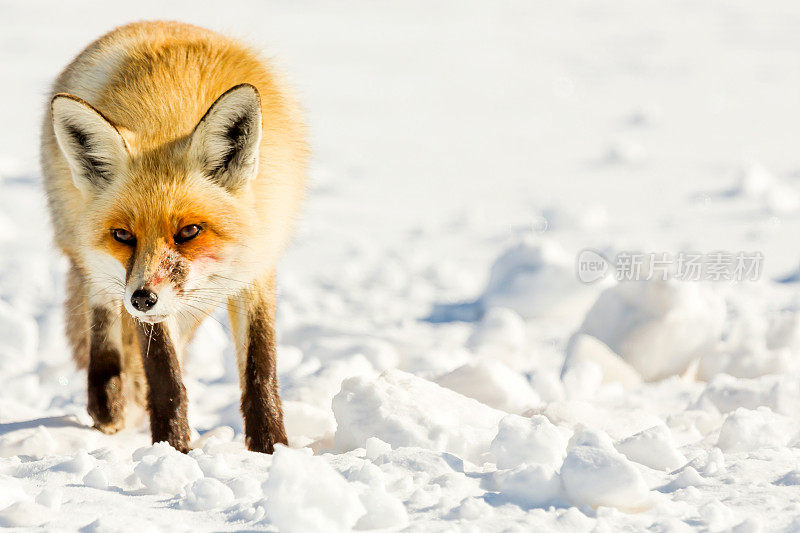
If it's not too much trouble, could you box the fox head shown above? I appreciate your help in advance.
[51,84,263,323]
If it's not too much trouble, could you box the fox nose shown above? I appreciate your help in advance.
[131,288,158,312]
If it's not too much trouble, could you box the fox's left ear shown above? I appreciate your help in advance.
[190,84,262,191]
[51,94,130,195]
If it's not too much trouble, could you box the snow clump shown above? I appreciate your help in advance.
[333,369,504,464]
[263,446,365,533]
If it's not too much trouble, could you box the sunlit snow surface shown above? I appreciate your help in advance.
[1,1,800,531]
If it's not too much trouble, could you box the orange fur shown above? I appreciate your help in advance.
[42,20,307,277]
[41,21,307,442]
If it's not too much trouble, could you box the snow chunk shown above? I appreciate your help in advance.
[180,478,235,511]
[132,441,176,462]
[466,307,526,358]
[193,452,233,479]
[333,369,505,464]
[693,374,795,415]
[545,400,663,441]
[134,448,204,495]
[35,488,61,511]
[448,497,494,520]
[561,428,651,510]
[264,446,365,533]
[698,499,735,530]
[283,400,337,443]
[286,354,377,409]
[563,334,642,390]
[716,407,795,452]
[364,437,391,461]
[342,461,408,529]
[478,239,600,319]
[355,487,408,530]
[577,279,725,381]
[435,359,540,414]
[492,464,562,509]
[659,466,707,492]
[615,425,686,471]
[83,467,109,490]
[227,476,262,499]
[56,450,94,476]
[560,359,603,401]
[489,415,569,470]
[194,426,235,451]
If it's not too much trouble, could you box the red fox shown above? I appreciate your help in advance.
[40,21,307,453]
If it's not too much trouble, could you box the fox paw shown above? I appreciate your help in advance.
[92,416,125,435]
[88,375,126,435]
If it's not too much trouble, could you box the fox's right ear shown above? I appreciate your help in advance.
[51,94,129,195]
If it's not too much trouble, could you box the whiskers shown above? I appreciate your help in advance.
[144,322,154,359]
[176,274,256,333]
[66,273,126,341]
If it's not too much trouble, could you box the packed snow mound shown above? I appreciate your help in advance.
[478,239,602,320]
[264,446,365,533]
[659,466,708,492]
[180,478,234,511]
[576,279,725,381]
[82,467,109,490]
[693,373,800,415]
[561,428,651,511]
[615,424,687,471]
[466,307,527,361]
[489,414,569,470]
[133,444,204,495]
[333,369,505,464]
[337,456,409,529]
[562,333,643,390]
[435,359,541,414]
[697,293,800,379]
[492,464,563,509]
[716,407,797,453]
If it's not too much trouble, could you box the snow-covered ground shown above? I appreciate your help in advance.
[1,0,800,530]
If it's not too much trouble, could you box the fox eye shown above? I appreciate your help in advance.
[175,224,202,244]
[111,228,135,245]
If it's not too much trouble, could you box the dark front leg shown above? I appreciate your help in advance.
[241,302,288,453]
[136,323,190,453]
[88,308,125,434]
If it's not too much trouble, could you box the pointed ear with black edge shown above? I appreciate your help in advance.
[51,94,130,195]
[189,83,263,192]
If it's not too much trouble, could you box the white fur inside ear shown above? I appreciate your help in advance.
[190,84,262,191]
[51,95,129,194]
